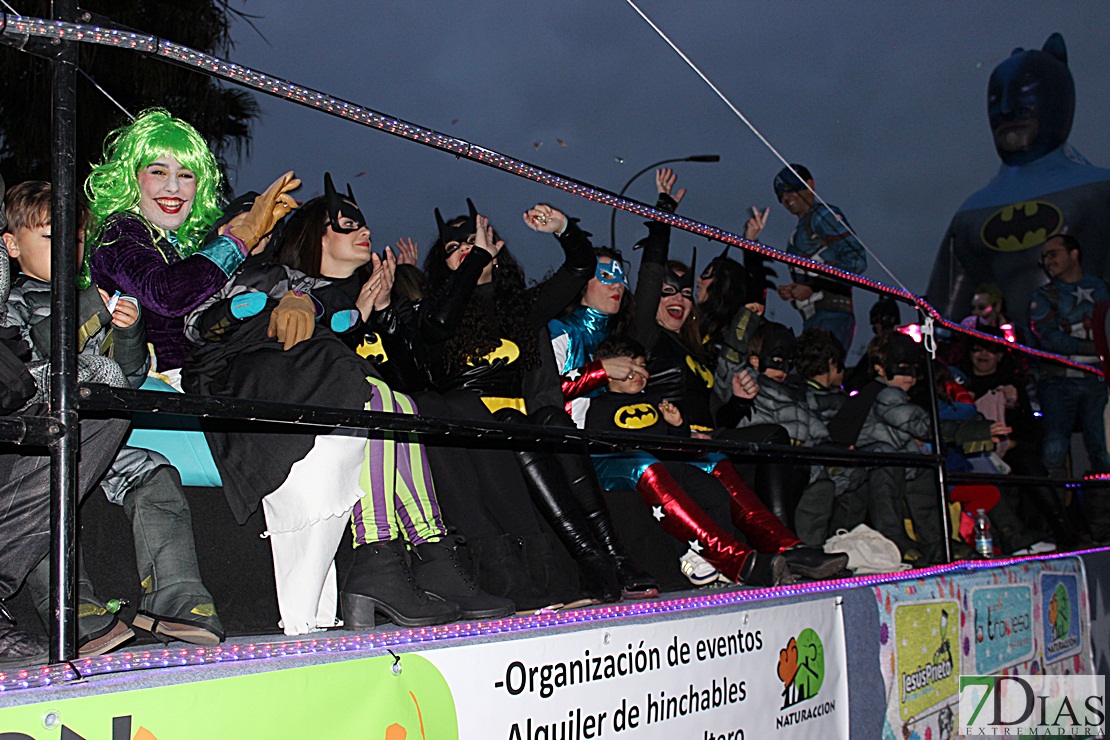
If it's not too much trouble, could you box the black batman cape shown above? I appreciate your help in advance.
[183,314,377,524]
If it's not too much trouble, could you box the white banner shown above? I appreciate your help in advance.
[426,596,848,740]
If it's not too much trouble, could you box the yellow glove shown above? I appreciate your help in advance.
[229,171,301,249]
[267,290,315,350]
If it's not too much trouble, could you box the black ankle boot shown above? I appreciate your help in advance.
[518,534,581,607]
[412,537,516,619]
[575,551,622,604]
[739,552,789,587]
[341,540,460,629]
[780,546,850,581]
[470,535,554,611]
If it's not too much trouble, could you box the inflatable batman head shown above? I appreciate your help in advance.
[988,32,1075,167]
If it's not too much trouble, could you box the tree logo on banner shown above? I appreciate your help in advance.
[777,627,825,709]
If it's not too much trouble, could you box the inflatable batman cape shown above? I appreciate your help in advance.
[927,33,1110,329]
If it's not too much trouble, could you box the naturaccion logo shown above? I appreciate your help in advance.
[959,674,1106,735]
[776,628,835,730]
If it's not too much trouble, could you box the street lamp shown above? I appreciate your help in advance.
[609,155,720,251]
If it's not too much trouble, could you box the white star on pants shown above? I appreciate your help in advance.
[652,505,665,521]
[688,540,703,553]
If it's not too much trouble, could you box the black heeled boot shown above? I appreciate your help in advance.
[411,536,516,619]
[340,540,460,629]
[514,449,621,603]
[532,407,659,599]
[561,457,659,598]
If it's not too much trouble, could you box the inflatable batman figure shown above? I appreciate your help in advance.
[926,33,1110,329]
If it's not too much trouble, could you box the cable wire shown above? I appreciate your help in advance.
[623,0,918,301]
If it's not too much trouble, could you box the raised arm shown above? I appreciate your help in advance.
[629,168,681,346]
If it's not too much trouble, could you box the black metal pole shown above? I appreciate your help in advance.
[920,310,954,564]
[608,155,719,250]
[48,0,80,663]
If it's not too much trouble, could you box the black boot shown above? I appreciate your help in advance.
[469,535,554,612]
[518,534,581,607]
[124,467,224,646]
[514,449,621,603]
[341,540,460,629]
[412,537,516,619]
[531,407,657,599]
[25,553,134,658]
[780,546,850,581]
[565,457,659,599]
[739,552,789,587]
[1030,485,1082,549]
[0,621,48,669]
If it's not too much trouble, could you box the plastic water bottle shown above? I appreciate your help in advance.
[973,509,993,558]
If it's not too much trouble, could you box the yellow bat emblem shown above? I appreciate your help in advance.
[686,355,713,388]
[615,403,659,429]
[980,199,1063,252]
[357,332,389,363]
[470,338,520,366]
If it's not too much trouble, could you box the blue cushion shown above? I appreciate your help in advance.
[125,376,222,487]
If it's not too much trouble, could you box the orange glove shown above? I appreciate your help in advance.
[229,171,301,249]
[267,290,315,350]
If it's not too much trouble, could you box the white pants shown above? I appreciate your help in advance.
[262,433,367,636]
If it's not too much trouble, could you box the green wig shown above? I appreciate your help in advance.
[85,108,224,258]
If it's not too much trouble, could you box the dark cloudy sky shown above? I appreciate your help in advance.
[224,1,1110,357]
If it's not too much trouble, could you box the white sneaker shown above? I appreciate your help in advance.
[679,550,726,586]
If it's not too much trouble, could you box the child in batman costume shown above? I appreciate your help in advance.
[418,200,657,603]
[183,176,513,633]
[3,181,222,650]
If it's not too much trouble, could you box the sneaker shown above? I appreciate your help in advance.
[679,550,726,586]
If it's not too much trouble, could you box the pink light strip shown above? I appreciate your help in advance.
[2,547,1105,694]
[0,14,1099,377]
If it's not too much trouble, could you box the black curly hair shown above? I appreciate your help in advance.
[423,214,541,373]
[698,255,750,348]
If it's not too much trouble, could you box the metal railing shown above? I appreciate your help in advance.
[0,9,1104,663]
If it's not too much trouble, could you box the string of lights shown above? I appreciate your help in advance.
[0,13,1100,376]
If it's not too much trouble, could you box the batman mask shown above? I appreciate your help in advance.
[884,333,922,379]
[757,322,795,373]
[988,33,1074,167]
[324,173,366,234]
[435,198,479,256]
[662,249,696,300]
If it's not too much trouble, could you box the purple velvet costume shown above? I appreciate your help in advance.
[89,212,248,371]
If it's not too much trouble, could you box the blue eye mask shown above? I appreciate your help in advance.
[595,258,629,288]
